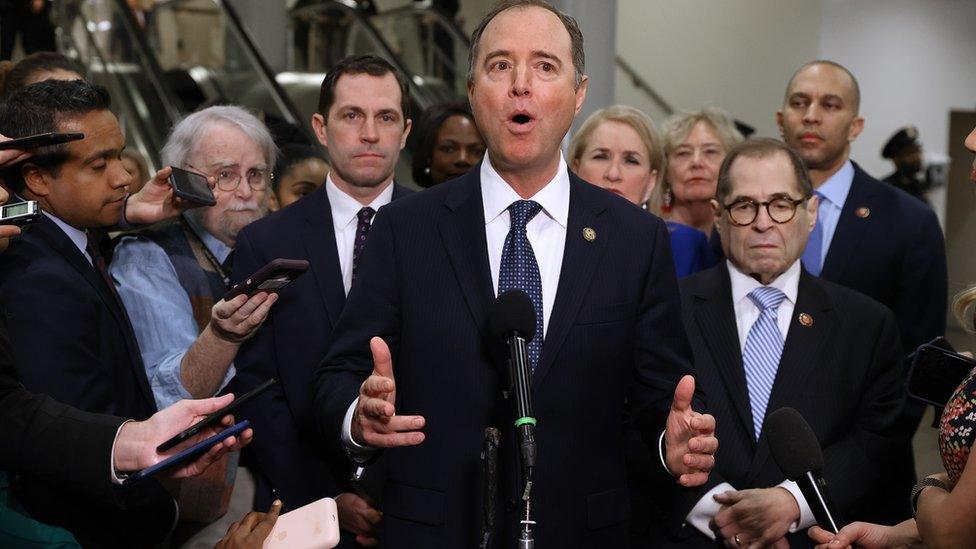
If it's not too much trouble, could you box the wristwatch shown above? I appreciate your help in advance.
[911,476,950,515]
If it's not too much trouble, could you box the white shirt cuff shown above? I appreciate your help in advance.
[342,397,377,463]
[686,482,734,540]
[109,420,135,485]
[777,479,815,531]
[657,429,678,476]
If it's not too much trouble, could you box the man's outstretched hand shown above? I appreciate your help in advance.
[350,337,426,448]
[665,375,718,486]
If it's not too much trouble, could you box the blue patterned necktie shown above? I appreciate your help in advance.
[498,200,544,372]
[742,286,787,439]
[801,191,825,276]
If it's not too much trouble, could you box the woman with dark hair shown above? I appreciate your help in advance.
[1,52,83,98]
[271,144,330,210]
[411,102,485,188]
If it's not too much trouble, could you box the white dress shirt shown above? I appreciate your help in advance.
[326,175,395,296]
[685,260,815,539]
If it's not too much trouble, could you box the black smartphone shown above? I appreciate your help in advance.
[0,200,41,226]
[224,258,310,301]
[907,338,976,407]
[124,420,250,485]
[169,166,216,206]
[0,132,84,150]
[156,378,276,452]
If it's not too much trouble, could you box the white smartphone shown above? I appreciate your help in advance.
[263,497,340,549]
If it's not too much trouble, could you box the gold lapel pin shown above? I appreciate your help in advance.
[855,207,870,219]
[582,227,596,242]
[798,313,814,327]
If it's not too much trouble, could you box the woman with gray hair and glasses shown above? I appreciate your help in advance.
[650,107,744,236]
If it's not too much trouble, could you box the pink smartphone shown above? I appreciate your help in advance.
[263,497,340,549]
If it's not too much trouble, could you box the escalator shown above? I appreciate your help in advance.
[55,0,310,172]
[55,0,472,185]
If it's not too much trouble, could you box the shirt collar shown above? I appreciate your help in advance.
[42,210,89,258]
[480,152,570,228]
[816,159,854,209]
[200,229,232,264]
[728,258,801,307]
[326,175,395,229]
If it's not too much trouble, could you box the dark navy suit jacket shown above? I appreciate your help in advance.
[650,264,904,547]
[314,168,698,548]
[819,163,946,354]
[0,215,173,547]
[229,183,412,510]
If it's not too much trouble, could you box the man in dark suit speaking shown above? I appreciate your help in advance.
[667,139,902,548]
[315,1,718,546]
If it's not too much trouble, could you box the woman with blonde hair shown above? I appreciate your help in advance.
[809,125,976,548]
[651,107,743,235]
[569,104,713,277]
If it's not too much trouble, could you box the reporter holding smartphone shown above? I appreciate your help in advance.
[108,105,278,545]
[0,134,254,544]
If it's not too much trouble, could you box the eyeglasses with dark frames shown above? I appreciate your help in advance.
[722,195,811,226]
[185,163,273,192]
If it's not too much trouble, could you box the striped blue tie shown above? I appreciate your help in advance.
[743,286,787,439]
[498,200,544,372]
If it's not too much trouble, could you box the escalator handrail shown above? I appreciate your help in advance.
[373,3,472,48]
[59,0,169,169]
[289,0,441,109]
[213,0,309,130]
[108,0,186,125]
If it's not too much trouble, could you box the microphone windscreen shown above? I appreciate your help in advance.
[488,290,537,343]
[766,407,825,480]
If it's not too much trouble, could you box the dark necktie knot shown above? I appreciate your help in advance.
[358,207,376,226]
[508,200,542,229]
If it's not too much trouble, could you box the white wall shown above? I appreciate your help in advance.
[819,0,976,179]
[614,0,821,136]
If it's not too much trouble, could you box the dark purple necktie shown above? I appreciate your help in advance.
[352,207,376,283]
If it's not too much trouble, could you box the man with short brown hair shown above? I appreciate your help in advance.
[317,2,717,546]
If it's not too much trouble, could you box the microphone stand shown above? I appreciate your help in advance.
[506,334,537,548]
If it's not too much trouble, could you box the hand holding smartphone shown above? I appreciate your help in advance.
[907,337,976,407]
[124,420,251,485]
[224,259,310,301]
[156,378,277,452]
[169,166,216,206]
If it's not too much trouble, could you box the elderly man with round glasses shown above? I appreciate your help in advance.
[109,105,279,544]
[658,138,904,548]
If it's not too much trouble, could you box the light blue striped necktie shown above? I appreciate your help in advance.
[743,286,787,439]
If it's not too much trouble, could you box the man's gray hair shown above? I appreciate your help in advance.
[161,105,277,169]
[467,0,585,88]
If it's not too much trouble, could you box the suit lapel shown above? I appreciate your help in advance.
[820,164,877,281]
[692,266,755,441]
[748,270,834,480]
[438,172,494,335]
[301,186,346,327]
[34,217,156,408]
[532,177,608,389]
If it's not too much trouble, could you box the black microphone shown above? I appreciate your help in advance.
[766,407,843,534]
[488,290,538,477]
